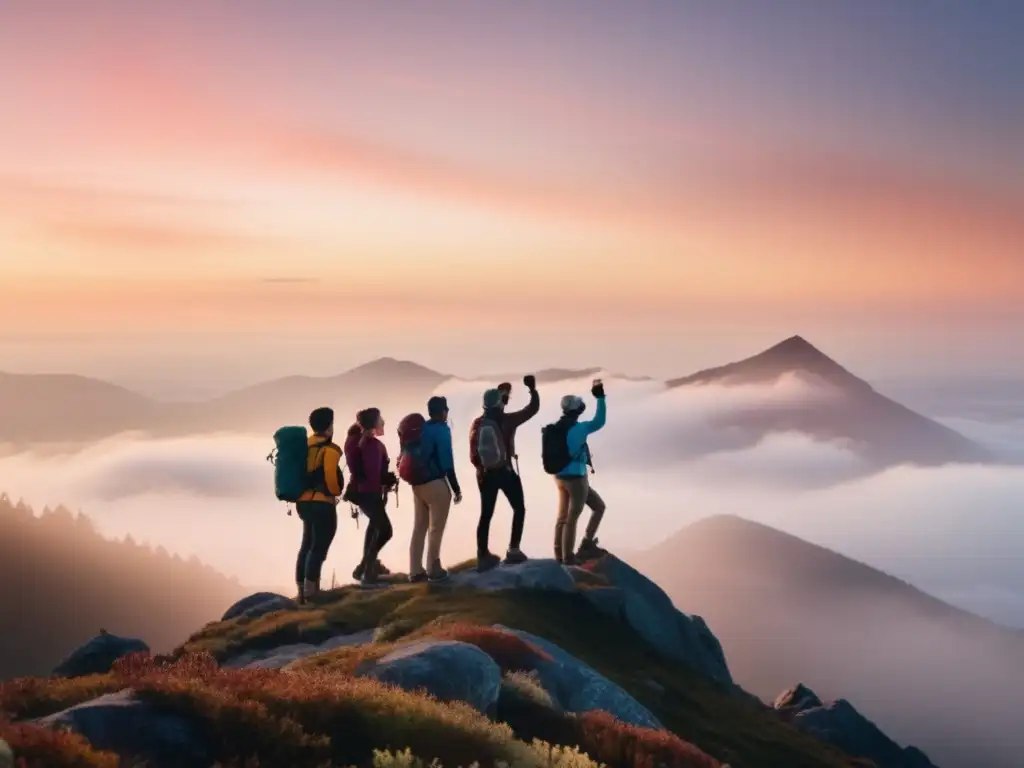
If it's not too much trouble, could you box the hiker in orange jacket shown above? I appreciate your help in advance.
[295,407,343,601]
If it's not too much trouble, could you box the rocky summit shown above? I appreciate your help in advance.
[0,553,937,768]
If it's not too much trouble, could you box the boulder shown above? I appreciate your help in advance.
[221,592,298,622]
[448,559,577,593]
[495,625,663,730]
[223,629,376,670]
[52,630,149,678]
[774,684,938,768]
[586,556,732,685]
[358,639,502,714]
[34,689,209,767]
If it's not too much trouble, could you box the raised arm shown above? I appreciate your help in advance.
[505,387,540,428]
[579,396,606,435]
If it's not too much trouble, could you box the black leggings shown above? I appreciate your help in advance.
[477,467,525,554]
[295,501,338,585]
[359,494,393,567]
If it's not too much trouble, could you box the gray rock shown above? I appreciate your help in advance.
[448,559,577,593]
[221,592,298,622]
[52,631,150,678]
[223,629,375,669]
[35,690,209,767]
[774,684,938,768]
[494,625,663,730]
[581,586,627,618]
[773,682,823,714]
[358,639,502,714]
[588,556,733,685]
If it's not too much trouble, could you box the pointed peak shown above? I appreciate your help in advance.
[760,335,828,360]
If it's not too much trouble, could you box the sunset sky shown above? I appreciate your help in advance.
[1,1,1022,393]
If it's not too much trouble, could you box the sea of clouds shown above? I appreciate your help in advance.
[2,372,1023,626]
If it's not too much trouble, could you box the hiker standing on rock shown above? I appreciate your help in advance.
[399,395,462,583]
[542,379,608,565]
[344,407,397,586]
[469,375,539,571]
[295,407,343,602]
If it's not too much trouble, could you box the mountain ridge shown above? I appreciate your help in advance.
[642,514,1024,768]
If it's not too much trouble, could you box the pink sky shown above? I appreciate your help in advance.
[0,1,1021,384]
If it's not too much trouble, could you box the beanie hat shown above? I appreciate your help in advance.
[357,407,381,431]
[560,395,585,414]
[427,395,448,418]
[483,388,504,409]
[309,406,334,434]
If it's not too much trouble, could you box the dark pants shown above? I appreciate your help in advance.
[358,493,393,567]
[477,466,525,554]
[295,501,338,586]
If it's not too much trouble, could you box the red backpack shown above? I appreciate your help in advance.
[397,413,432,486]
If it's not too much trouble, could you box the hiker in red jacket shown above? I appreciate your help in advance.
[469,375,539,571]
[344,407,397,585]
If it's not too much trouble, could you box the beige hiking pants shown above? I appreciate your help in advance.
[554,474,606,558]
[410,478,452,576]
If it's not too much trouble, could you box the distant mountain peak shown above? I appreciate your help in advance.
[668,335,868,392]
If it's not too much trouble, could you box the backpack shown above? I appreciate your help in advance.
[396,413,433,486]
[476,417,508,471]
[541,419,575,475]
[270,426,311,502]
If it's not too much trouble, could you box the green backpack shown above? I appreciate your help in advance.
[269,426,311,502]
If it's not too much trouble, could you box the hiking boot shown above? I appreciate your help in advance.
[409,571,428,584]
[476,552,501,572]
[353,559,389,581]
[576,537,606,562]
[504,548,528,565]
[359,560,380,587]
[427,560,449,583]
[296,583,306,606]
[562,553,577,567]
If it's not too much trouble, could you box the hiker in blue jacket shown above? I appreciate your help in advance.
[409,396,463,582]
[554,379,607,564]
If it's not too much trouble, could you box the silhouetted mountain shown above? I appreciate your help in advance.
[195,357,450,432]
[0,372,169,445]
[642,515,1024,767]
[0,494,247,680]
[668,336,987,466]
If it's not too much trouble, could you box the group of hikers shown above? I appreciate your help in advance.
[275,376,608,602]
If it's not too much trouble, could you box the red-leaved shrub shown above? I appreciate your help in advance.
[576,710,723,768]
[0,719,120,767]
[427,624,553,674]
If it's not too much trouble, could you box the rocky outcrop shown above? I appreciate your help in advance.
[357,639,503,714]
[52,630,150,678]
[221,592,298,622]
[34,690,208,767]
[495,625,663,730]
[774,683,938,768]
[448,560,577,593]
[584,556,733,685]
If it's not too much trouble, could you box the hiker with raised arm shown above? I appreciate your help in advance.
[292,407,343,602]
[469,375,539,571]
[542,379,608,565]
[397,395,462,583]
[344,407,397,586]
